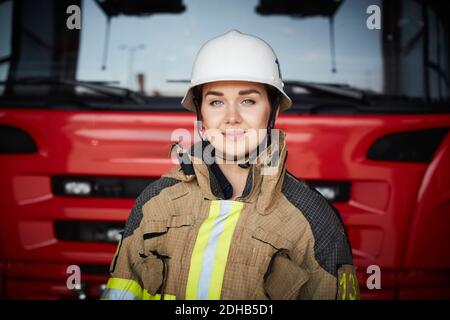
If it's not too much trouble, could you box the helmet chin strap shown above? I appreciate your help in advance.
[237,162,251,169]
[266,94,281,148]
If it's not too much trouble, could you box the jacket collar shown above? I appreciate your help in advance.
[166,130,288,215]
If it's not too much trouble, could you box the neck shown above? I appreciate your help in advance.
[216,161,250,200]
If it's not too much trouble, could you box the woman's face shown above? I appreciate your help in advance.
[200,80,271,161]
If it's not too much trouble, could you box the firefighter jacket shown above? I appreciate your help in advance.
[101,130,360,300]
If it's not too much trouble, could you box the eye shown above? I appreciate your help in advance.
[242,99,255,105]
[209,100,224,107]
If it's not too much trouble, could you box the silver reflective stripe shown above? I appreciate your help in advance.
[101,288,141,300]
[196,200,233,299]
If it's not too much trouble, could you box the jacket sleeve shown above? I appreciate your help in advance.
[282,175,360,300]
[100,202,147,300]
[100,177,180,300]
[305,231,361,300]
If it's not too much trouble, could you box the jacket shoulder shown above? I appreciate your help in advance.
[123,176,181,239]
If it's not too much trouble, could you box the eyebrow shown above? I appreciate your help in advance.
[204,90,223,98]
[204,89,261,98]
[238,89,261,95]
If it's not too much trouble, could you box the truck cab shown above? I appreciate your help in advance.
[0,0,449,299]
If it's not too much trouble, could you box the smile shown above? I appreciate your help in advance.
[222,129,247,141]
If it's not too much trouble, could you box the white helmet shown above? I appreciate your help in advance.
[181,30,292,112]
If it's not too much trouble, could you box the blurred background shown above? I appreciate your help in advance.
[0,0,449,299]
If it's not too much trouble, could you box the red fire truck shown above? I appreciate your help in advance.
[0,0,449,299]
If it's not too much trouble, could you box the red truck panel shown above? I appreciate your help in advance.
[1,109,449,299]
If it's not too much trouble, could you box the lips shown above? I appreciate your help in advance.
[222,129,246,140]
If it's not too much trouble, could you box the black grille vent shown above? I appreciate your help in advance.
[55,220,124,243]
[367,128,449,163]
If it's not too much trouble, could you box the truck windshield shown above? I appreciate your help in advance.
[0,0,448,107]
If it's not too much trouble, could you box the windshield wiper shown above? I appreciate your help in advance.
[283,80,368,102]
[0,77,149,105]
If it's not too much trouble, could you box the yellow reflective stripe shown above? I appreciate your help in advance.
[185,200,221,300]
[142,290,176,300]
[208,201,243,299]
[103,278,177,300]
[103,277,143,299]
[186,200,244,300]
[339,273,347,300]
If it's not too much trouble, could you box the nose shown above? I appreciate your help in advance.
[225,102,242,125]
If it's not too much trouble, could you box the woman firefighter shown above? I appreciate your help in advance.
[101,30,360,300]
